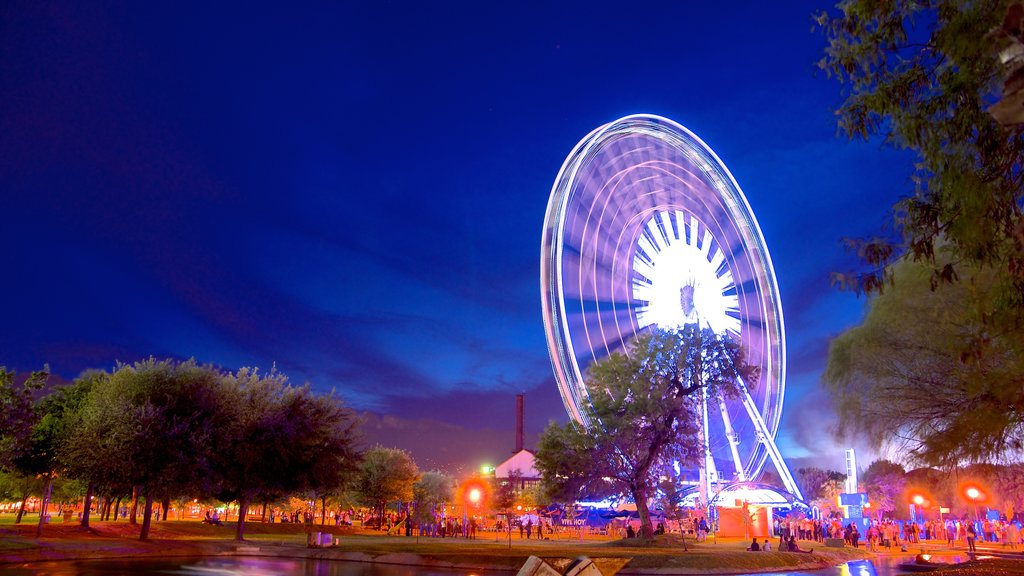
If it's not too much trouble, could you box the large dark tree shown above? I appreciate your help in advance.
[861,459,907,519]
[819,0,1024,302]
[412,470,454,532]
[214,368,362,541]
[69,359,230,541]
[796,467,846,502]
[0,367,48,469]
[7,372,91,536]
[355,446,418,530]
[535,327,753,539]
[824,256,1024,465]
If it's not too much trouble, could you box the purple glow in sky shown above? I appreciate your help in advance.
[0,1,911,474]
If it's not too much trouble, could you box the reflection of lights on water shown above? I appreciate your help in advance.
[172,558,303,576]
[839,560,877,576]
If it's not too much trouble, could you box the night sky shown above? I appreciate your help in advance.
[1,2,911,475]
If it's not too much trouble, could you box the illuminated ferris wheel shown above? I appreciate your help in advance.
[540,114,802,500]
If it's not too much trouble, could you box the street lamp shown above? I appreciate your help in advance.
[966,487,981,522]
[911,494,926,523]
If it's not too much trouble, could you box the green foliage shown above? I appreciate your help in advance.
[492,469,520,513]
[654,471,688,525]
[796,467,846,502]
[824,255,1024,465]
[0,366,49,469]
[34,358,364,540]
[535,327,753,539]
[355,446,418,519]
[861,459,907,518]
[819,0,1024,300]
[214,367,362,539]
[412,470,454,525]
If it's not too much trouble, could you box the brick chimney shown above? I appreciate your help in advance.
[515,393,524,453]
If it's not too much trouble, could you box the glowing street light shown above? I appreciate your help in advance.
[469,488,481,505]
[965,486,984,522]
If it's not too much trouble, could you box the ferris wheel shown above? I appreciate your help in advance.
[540,114,802,500]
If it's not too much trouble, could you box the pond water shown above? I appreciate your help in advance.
[764,553,970,576]
[0,554,971,575]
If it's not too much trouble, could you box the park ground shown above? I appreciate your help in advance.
[0,517,1022,575]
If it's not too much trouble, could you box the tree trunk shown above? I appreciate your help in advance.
[321,497,327,526]
[139,493,154,541]
[260,502,267,523]
[235,496,249,541]
[633,486,654,539]
[80,482,96,528]
[129,486,140,525]
[35,474,53,538]
[161,497,170,521]
[15,494,28,524]
[113,495,123,522]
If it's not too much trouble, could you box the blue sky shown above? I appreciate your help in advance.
[0,1,912,474]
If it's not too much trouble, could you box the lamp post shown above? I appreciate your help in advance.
[912,494,925,523]
[468,488,481,540]
[966,487,981,523]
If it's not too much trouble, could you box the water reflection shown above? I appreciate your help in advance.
[840,559,878,576]
[0,555,970,575]
[761,554,968,576]
[0,557,495,576]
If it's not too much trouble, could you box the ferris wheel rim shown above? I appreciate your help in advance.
[541,114,787,482]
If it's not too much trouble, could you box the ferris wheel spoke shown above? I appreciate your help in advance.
[717,396,747,482]
[736,377,803,499]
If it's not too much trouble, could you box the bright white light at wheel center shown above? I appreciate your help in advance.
[632,211,740,336]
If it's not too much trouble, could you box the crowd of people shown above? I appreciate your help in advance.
[774,514,1024,552]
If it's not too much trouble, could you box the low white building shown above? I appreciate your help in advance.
[494,449,540,492]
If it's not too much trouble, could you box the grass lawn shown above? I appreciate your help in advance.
[0,514,880,574]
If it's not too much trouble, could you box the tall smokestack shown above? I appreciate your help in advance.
[515,393,524,453]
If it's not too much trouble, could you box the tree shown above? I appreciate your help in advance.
[412,471,454,532]
[818,0,1024,302]
[824,256,1024,465]
[654,473,689,549]
[534,327,753,539]
[796,467,847,502]
[213,367,362,540]
[62,380,134,526]
[355,446,418,529]
[42,371,106,528]
[67,359,229,541]
[493,469,520,540]
[0,469,45,524]
[992,463,1024,517]
[8,372,93,536]
[0,367,49,469]
[862,459,907,519]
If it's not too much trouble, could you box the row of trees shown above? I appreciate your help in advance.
[798,459,1024,522]
[1,357,599,545]
[0,358,362,541]
[0,358,487,541]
